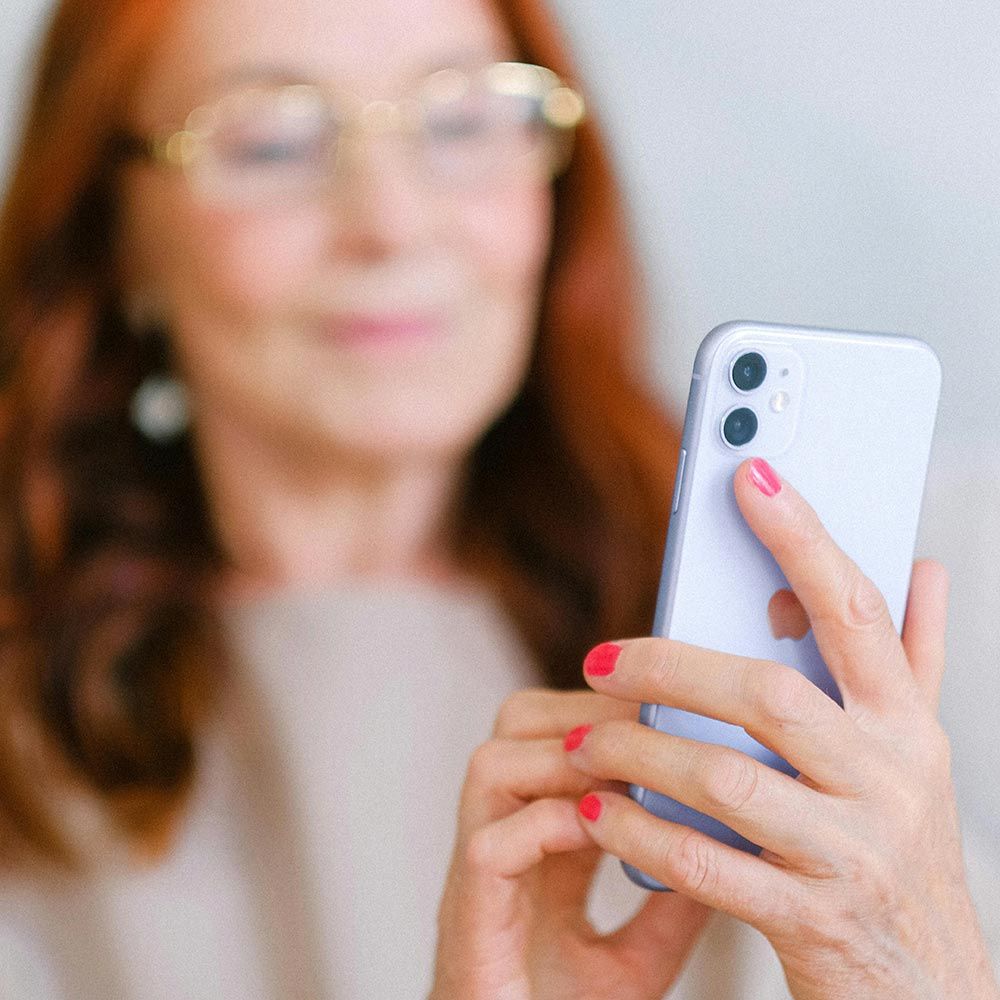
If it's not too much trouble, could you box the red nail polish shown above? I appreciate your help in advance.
[564,724,592,752]
[579,793,602,821]
[748,458,782,497]
[584,642,621,677]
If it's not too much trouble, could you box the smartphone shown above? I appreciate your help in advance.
[622,320,941,892]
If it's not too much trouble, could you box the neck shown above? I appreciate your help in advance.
[190,414,465,603]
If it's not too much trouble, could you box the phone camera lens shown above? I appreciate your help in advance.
[731,352,767,392]
[722,406,758,447]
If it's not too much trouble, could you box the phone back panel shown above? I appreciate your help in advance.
[624,321,941,891]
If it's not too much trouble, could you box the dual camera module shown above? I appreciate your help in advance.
[723,351,766,447]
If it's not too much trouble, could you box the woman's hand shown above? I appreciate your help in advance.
[430,689,711,1000]
[566,458,1000,1000]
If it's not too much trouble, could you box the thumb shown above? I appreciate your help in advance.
[606,890,712,992]
[901,558,950,711]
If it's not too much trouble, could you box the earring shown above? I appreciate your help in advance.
[121,288,189,443]
[130,374,190,443]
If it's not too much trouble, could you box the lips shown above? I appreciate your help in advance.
[317,311,444,349]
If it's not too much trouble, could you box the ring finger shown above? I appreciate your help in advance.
[459,736,619,836]
[566,719,835,865]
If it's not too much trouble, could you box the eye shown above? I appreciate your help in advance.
[425,97,494,143]
[209,97,335,170]
[423,91,540,145]
[427,110,488,141]
[224,135,323,166]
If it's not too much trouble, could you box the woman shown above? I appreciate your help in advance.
[0,0,686,993]
[0,0,996,998]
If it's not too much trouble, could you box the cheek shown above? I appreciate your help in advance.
[185,212,328,314]
[415,184,551,450]
[121,174,325,321]
[456,184,553,299]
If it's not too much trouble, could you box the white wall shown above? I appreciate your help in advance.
[0,0,47,181]
[547,0,1000,837]
[2,1,998,833]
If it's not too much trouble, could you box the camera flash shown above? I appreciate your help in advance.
[770,391,790,413]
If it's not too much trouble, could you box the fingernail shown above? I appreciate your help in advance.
[748,457,782,497]
[579,793,602,821]
[564,724,592,752]
[584,642,621,677]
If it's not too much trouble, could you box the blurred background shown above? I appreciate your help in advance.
[3,0,997,836]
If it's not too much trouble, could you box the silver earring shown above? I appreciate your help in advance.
[130,374,190,443]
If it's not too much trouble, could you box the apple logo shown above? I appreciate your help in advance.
[768,588,811,641]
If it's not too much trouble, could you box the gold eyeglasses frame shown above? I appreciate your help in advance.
[125,61,586,203]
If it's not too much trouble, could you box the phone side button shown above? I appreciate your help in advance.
[671,448,687,514]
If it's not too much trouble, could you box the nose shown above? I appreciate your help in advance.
[324,124,435,260]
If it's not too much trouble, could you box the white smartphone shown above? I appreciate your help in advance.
[623,320,941,892]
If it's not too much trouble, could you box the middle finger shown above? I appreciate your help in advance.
[582,638,875,795]
[566,718,835,865]
[459,736,619,835]
[491,688,639,740]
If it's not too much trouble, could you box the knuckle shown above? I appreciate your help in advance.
[845,571,888,629]
[465,740,502,789]
[583,719,625,766]
[852,847,898,910]
[746,661,817,732]
[785,889,826,941]
[789,843,899,950]
[878,754,945,833]
[664,827,720,896]
[647,640,685,695]
[761,882,823,947]
[699,749,761,815]
[782,501,824,557]
[885,783,929,834]
[918,719,953,771]
[491,688,545,738]
[835,839,875,885]
[463,826,496,873]
[788,894,849,953]
[825,835,898,908]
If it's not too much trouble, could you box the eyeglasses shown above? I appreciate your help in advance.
[120,62,585,207]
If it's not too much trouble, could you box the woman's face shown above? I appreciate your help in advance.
[120,0,554,466]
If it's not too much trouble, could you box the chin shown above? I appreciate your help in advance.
[319,398,511,467]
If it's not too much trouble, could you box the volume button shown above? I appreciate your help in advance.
[670,448,687,514]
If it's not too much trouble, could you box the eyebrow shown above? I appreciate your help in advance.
[419,45,520,75]
[209,65,312,90]
[206,45,519,94]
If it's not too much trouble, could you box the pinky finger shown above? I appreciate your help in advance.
[436,800,595,995]
[465,798,593,880]
[901,559,949,711]
[577,791,805,938]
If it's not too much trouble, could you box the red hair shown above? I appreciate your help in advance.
[0,0,679,867]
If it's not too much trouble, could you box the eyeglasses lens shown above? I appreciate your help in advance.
[195,88,336,202]
[194,83,556,204]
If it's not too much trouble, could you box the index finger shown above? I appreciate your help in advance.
[581,638,873,794]
[491,688,638,740]
[733,457,915,713]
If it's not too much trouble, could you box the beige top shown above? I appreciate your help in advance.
[1,580,997,998]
